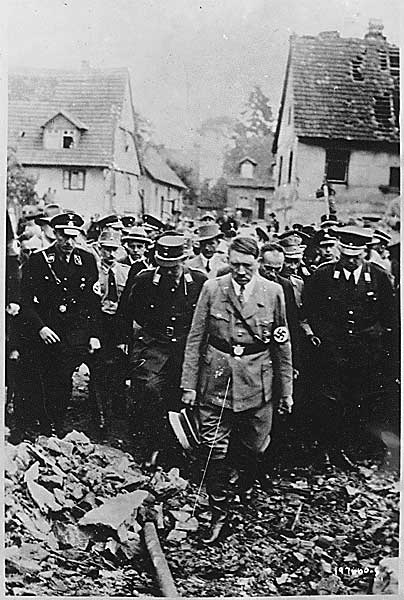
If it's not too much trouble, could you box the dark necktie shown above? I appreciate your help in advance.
[346,271,356,295]
[107,269,118,302]
[238,284,246,305]
[206,260,211,273]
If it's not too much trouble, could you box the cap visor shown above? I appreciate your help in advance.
[339,244,365,256]
[61,228,81,236]
[155,254,186,266]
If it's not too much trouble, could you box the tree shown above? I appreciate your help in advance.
[199,177,227,210]
[166,159,199,209]
[7,147,37,206]
[236,85,274,138]
[133,111,154,154]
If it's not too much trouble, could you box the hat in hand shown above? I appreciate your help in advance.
[168,408,200,452]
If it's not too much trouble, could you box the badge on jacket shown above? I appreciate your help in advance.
[273,326,289,343]
[74,254,82,266]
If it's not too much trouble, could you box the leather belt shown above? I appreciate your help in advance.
[209,336,268,357]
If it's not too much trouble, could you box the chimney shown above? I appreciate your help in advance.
[365,19,386,40]
[318,31,340,41]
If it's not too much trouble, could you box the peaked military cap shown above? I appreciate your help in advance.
[50,212,84,236]
[331,225,373,255]
[121,215,137,228]
[97,214,123,230]
[155,234,187,266]
[370,229,392,246]
[143,214,165,231]
[319,232,338,246]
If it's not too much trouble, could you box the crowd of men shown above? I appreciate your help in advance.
[6,202,400,543]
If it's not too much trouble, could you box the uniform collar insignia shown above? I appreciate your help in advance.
[74,254,82,266]
[184,272,193,283]
[364,271,371,282]
[153,270,161,285]
[47,254,55,263]
[333,269,341,279]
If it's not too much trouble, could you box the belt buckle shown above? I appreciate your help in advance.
[166,326,174,337]
[233,344,245,359]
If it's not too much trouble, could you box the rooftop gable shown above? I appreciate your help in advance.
[41,110,89,131]
[273,23,400,152]
[8,67,133,168]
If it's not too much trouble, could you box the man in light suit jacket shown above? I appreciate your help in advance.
[181,236,293,544]
[187,223,227,279]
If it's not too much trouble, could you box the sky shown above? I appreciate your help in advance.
[7,0,401,150]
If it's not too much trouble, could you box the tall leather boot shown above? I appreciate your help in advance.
[237,446,259,503]
[203,459,230,545]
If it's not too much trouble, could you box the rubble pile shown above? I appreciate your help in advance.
[5,429,400,597]
[4,431,187,597]
[163,465,400,597]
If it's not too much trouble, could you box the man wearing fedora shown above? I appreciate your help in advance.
[302,225,396,470]
[120,225,152,268]
[123,234,207,466]
[89,228,131,428]
[19,212,102,435]
[188,223,227,278]
[181,236,293,543]
[279,232,306,306]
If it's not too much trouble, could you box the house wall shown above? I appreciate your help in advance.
[273,139,400,225]
[140,176,183,220]
[227,187,275,221]
[113,171,141,215]
[25,165,111,219]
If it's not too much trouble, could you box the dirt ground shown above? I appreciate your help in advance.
[6,365,400,597]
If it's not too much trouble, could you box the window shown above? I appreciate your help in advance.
[287,106,292,125]
[256,197,266,220]
[351,53,365,81]
[240,161,254,178]
[325,149,350,183]
[127,175,132,194]
[288,150,293,184]
[389,167,400,190]
[278,156,283,186]
[62,131,75,149]
[63,169,85,190]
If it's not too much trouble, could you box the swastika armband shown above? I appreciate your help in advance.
[273,326,289,343]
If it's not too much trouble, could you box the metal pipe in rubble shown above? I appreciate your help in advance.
[143,521,179,597]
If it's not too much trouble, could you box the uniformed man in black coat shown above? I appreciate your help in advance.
[123,235,207,466]
[19,212,102,435]
[302,226,396,469]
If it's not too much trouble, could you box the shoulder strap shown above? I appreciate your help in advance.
[226,294,268,345]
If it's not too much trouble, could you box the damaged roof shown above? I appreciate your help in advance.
[273,27,400,152]
[8,67,131,167]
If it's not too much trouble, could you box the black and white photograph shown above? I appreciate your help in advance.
[4,0,401,597]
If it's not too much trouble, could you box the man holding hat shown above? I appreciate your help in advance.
[181,236,293,543]
[302,225,396,470]
[188,223,226,278]
[122,234,207,466]
[89,228,131,427]
[19,212,102,435]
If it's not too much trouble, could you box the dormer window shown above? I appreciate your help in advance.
[63,131,75,148]
[239,157,257,179]
[41,110,88,150]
